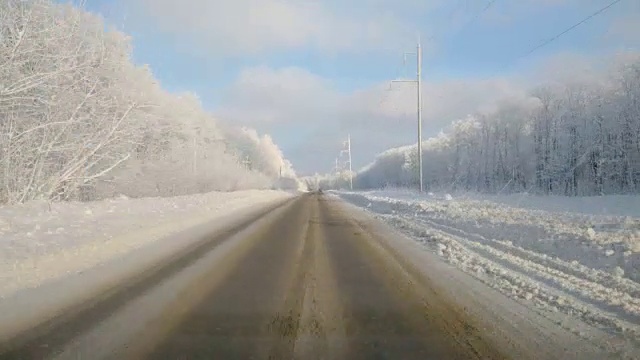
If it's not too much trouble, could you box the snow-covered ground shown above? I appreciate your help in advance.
[456,192,640,217]
[0,190,292,299]
[336,189,640,342]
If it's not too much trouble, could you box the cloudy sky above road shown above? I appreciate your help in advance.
[81,0,638,174]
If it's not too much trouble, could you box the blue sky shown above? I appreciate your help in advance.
[74,0,639,174]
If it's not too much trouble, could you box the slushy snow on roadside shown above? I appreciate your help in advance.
[337,190,640,342]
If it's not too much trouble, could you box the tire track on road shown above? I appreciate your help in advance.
[132,195,312,359]
[318,196,507,360]
[290,196,347,360]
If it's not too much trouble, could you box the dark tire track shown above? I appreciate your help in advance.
[136,196,312,360]
[318,196,507,360]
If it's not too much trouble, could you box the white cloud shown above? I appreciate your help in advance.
[528,52,605,85]
[121,0,422,55]
[215,66,529,173]
[609,13,640,45]
[215,51,636,175]
[364,77,528,123]
[219,66,339,124]
[97,0,636,176]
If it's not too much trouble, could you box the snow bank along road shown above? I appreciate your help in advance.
[0,190,292,299]
[0,194,633,359]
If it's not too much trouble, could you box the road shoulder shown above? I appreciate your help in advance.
[331,196,624,360]
[0,193,293,344]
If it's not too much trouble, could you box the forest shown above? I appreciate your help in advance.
[353,54,640,196]
[0,0,298,204]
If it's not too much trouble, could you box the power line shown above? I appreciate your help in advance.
[522,0,623,58]
[426,0,498,46]
[378,0,485,108]
[465,0,499,29]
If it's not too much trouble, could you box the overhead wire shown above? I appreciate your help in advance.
[465,0,499,30]
[380,0,497,112]
[379,0,621,123]
[520,0,623,58]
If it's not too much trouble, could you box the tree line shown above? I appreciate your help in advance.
[0,0,298,204]
[355,55,640,196]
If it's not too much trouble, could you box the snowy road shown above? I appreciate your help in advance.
[0,194,633,359]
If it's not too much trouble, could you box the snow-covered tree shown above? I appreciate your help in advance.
[354,54,640,196]
[0,0,298,204]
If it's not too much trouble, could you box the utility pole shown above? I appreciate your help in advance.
[338,135,353,190]
[347,134,353,190]
[391,36,423,192]
[334,157,340,189]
